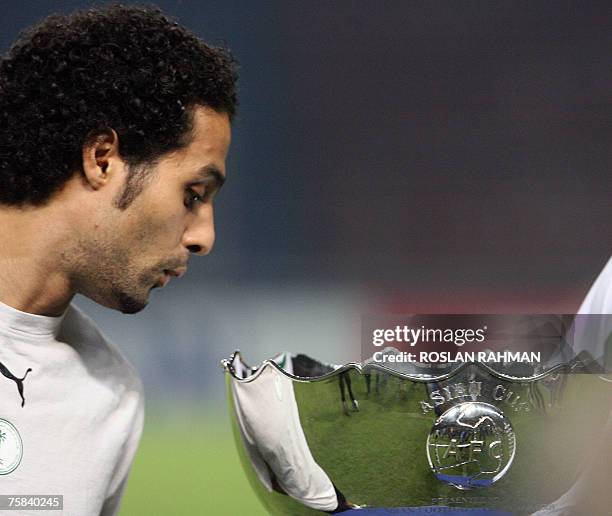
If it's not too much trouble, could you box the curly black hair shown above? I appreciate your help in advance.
[0,4,238,206]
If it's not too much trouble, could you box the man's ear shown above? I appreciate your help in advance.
[81,129,122,190]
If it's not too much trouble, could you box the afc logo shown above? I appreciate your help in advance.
[426,402,516,490]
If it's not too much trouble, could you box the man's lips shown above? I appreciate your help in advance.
[157,267,187,287]
[164,268,187,278]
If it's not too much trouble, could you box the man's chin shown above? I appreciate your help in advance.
[116,291,148,314]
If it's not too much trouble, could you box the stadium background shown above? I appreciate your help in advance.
[2,1,611,514]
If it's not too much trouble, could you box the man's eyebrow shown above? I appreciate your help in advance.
[193,164,226,188]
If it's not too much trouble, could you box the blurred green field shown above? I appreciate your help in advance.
[120,408,267,516]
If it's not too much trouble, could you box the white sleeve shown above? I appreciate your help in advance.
[100,476,128,516]
[232,366,338,512]
[575,256,612,364]
[532,257,612,515]
[578,256,612,314]
[100,375,145,516]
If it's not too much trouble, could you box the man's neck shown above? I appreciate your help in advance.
[0,205,74,317]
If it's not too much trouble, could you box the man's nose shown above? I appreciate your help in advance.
[182,206,215,256]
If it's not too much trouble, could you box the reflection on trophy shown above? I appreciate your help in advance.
[222,315,611,515]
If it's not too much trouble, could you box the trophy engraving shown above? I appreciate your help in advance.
[426,402,516,490]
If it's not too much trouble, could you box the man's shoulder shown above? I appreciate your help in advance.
[60,303,144,401]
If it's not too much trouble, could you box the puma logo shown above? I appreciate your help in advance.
[0,361,32,407]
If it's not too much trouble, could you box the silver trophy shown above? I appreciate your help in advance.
[222,316,611,515]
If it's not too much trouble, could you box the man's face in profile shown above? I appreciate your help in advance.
[71,106,231,314]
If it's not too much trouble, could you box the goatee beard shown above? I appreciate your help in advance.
[115,289,148,314]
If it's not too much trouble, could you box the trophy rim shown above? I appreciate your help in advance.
[221,349,577,384]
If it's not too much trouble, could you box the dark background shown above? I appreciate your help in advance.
[2,1,609,296]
